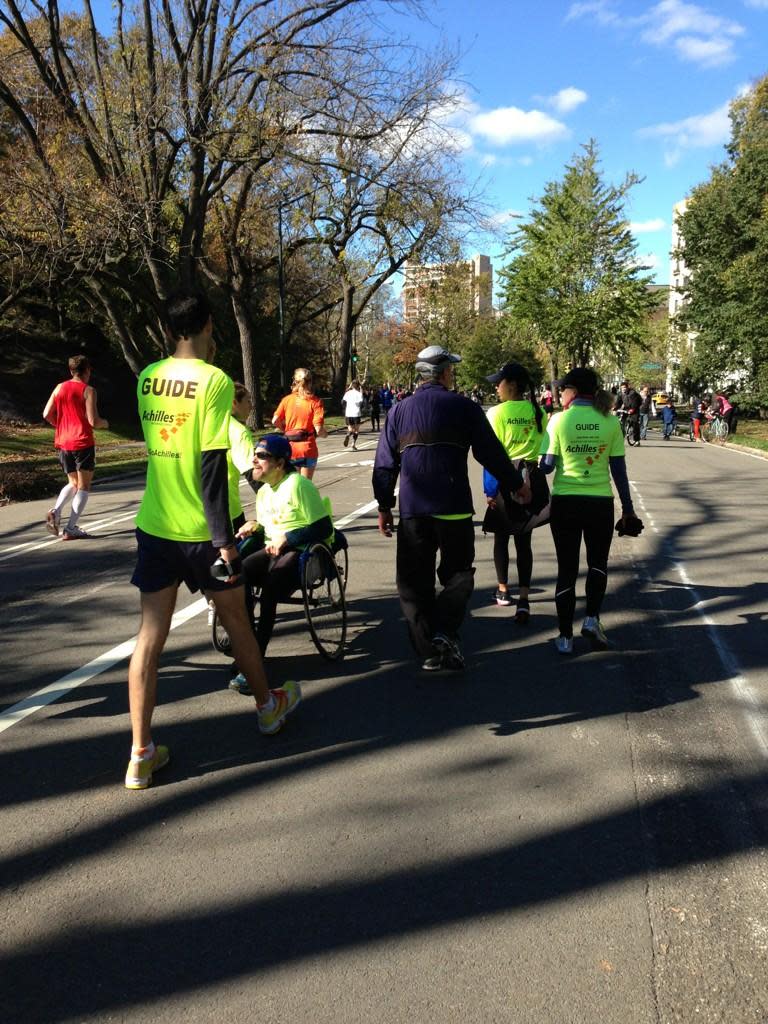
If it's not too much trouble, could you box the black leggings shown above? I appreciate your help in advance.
[241,547,300,654]
[493,530,532,589]
[549,495,614,637]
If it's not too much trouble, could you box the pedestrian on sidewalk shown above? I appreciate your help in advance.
[540,367,642,655]
[126,291,301,790]
[42,354,109,540]
[373,345,530,672]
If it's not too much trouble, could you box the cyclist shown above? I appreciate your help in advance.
[483,362,546,623]
[712,392,735,434]
[614,381,641,445]
[42,355,109,540]
[540,367,640,655]
[229,434,333,690]
[272,367,327,480]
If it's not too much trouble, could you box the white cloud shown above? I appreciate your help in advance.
[630,218,667,233]
[639,99,731,164]
[544,87,589,114]
[566,1,620,26]
[568,0,745,68]
[470,106,569,146]
[637,252,661,269]
[744,0,768,8]
[491,209,525,226]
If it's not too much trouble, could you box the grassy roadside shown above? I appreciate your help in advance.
[0,415,350,505]
[0,423,147,505]
[723,420,768,453]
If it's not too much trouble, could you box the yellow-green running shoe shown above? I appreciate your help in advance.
[258,681,302,735]
[581,616,611,650]
[124,745,170,790]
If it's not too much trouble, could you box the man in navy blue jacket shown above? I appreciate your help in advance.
[373,346,530,671]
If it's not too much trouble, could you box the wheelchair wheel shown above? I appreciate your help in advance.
[301,543,347,661]
[211,610,232,655]
[336,544,349,592]
[210,586,259,656]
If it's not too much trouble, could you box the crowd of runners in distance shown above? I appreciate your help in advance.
[41,309,741,788]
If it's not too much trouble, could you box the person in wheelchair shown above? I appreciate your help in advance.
[228,433,333,691]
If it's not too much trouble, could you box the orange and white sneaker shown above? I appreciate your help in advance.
[62,525,91,541]
[125,744,170,790]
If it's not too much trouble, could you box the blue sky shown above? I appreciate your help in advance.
[390,0,768,291]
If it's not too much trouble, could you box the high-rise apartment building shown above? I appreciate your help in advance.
[402,254,493,324]
[667,199,695,392]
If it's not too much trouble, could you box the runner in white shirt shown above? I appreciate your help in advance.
[341,380,364,450]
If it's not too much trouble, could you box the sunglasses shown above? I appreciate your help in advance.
[254,451,272,461]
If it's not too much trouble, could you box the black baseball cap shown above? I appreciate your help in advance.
[486,362,527,385]
[554,368,599,394]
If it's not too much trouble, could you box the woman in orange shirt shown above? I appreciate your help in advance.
[272,367,327,479]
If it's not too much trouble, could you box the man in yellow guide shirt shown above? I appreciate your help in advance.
[125,292,301,790]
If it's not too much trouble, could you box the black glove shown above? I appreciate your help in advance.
[615,514,644,537]
[211,554,243,580]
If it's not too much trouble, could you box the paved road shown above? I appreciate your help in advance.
[1,427,767,1023]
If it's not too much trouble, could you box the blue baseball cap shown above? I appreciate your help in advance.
[256,433,292,461]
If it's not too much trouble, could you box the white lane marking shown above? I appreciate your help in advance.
[672,560,768,758]
[0,509,138,562]
[0,598,207,734]
[629,482,768,759]
[334,498,380,527]
[0,495,382,733]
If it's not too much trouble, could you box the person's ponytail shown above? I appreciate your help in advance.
[526,373,544,432]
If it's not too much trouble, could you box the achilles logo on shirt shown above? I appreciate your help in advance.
[158,412,191,443]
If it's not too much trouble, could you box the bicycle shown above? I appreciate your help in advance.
[703,413,729,446]
[616,409,639,447]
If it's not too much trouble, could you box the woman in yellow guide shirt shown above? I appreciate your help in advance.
[484,362,546,623]
[540,367,642,655]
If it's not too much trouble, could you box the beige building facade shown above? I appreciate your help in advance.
[402,254,493,324]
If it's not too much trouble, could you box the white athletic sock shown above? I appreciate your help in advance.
[54,482,76,513]
[131,741,156,763]
[66,489,89,530]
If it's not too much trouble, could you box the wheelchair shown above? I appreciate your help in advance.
[211,531,349,661]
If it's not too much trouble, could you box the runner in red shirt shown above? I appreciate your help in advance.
[42,355,109,540]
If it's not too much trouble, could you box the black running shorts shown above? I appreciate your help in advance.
[58,446,95,473]
[130,527,244,594]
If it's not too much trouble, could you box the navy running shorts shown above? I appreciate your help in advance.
[130,527,244,594]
